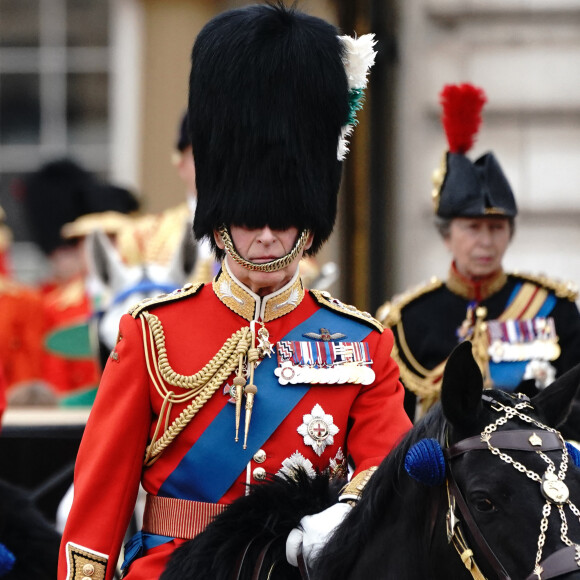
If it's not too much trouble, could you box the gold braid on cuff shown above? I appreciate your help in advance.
[338,466,378,504]
[218,226,310,273]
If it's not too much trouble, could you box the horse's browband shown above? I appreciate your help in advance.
[445,429,562,459]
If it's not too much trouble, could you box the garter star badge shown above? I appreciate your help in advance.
[297,403,339,456]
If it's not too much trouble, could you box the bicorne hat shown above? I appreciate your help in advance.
[188,3,375,255]
[432,83,517,219]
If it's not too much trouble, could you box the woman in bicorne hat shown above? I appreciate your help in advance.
[378,83,580,427]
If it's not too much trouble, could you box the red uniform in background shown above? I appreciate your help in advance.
[0,281,45,390]
[0,220,47,401]
[40,276,100,395]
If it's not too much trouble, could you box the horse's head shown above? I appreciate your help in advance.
[408,341,580,579]
[85,226,197,365]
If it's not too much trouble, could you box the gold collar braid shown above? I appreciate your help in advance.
[218,225,310,272]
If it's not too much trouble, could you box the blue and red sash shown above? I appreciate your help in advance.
[158,307,373,502]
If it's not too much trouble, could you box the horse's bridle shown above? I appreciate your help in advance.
[443,395,580,580]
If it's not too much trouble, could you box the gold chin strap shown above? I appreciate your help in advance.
[218,225,310,273]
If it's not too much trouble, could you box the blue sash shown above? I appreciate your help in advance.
[158,307,373,502]
[489,284,557,390]
[121,531,169,572]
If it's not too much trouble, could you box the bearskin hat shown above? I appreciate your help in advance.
[433,83,517,219]
[188,3,350,255]
[22,158,138,255]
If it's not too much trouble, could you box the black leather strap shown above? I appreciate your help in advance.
[525,546,580,580]
[446,430,562,459]
[232,535,259,580]
[447,474,511,580]
[251,536,279,580]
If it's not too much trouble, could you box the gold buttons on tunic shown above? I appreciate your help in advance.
[253,449,266,463]
[82,563,95,576]
[253,467,267,481]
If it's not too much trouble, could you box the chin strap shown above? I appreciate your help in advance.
[218,226,310,273]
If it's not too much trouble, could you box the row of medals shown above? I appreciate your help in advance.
[276,360,376,385]
[487,338,561,364]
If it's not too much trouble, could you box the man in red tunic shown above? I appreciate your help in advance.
[58,5,411,579]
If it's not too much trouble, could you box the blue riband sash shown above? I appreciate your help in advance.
[158,307,373,502]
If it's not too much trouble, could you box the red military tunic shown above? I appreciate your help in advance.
[0,279,45,391]
[59,264,411,580]
[40,276,101,395]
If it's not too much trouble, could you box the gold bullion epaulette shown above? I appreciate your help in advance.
[376,277,444,327]
[310,289,383,333]
[511,272,578,302]
[129,282,203,318]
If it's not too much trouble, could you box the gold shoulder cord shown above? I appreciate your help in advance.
[512,271,579,302]
[392,336,446,415]
[141,311,253,465]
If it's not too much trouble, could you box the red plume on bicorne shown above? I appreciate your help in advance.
[439,83,487,155]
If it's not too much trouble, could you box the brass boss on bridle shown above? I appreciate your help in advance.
[218,225,311,273]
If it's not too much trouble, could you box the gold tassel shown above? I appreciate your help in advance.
[233,376,246,442]
[471,306,492,389]
[243,384,258,449]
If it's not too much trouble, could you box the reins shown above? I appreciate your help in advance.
[443,396,580,580]
[230,534,311,580]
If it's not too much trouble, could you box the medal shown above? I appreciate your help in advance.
[361,366,375,385]
[297,403,339,456]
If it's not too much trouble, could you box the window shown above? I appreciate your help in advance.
[0,0,110,245]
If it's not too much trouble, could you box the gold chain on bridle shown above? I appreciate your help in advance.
[447,398,580,580]
[480,399,580,578]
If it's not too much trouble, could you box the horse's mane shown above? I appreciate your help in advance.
[0,479,61,579]
[161,469,344,580]
[313,405,447,577]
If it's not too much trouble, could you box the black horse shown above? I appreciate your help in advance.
[162,342,580,579]
[0,479,61,579]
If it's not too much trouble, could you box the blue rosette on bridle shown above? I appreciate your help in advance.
[404,438,447,486]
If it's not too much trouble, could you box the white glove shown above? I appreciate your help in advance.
[286,502,352,567]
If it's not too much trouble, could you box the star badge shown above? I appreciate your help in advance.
[297,403,339,456]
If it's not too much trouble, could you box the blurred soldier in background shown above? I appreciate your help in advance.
[18,158,138,401]
[0,205,48,406]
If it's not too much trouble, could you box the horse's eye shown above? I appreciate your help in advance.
[472,497,495,513]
